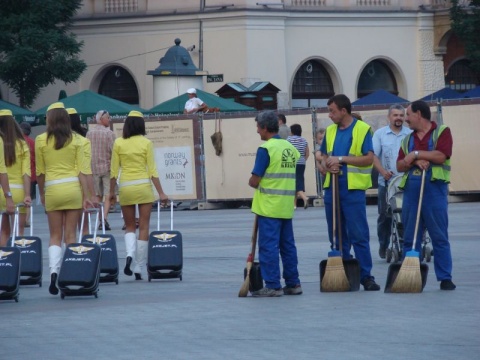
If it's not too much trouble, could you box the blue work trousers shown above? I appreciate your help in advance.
[324,178,374,281]
[377,184,392,249]
[257,215,300,289]
[401,168,452,281]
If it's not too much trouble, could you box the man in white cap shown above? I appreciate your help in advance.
[184,88,208,114]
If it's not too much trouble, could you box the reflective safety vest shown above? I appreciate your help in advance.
[399,124,451,188]
[323,120,373,190]
[251,138,299,219]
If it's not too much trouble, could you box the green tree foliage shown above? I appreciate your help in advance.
[450,0,480,74]
[0,0,86,108]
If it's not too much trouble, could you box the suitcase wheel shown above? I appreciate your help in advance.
[180,275,182,281]
[115,279,119,285]
[148,276,151,282]
[14,295,19,303]
[61,293,65,300]
[94,292,98,299]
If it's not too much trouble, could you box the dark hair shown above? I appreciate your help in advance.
[46,108,72,150]
[255,111,279,133]
[0,114,27,166]
[278,113,286,124]
[290,123,302,136]
[20,122,31,136]
[123,115,146,139]
[410,100,431,121]
[327,94,352,114]
[69,113,87,137]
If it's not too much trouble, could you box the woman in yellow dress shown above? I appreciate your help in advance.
[109,111,168,280]
[0,109,15,240]
[0,110,31,245]
[36,102,97,295]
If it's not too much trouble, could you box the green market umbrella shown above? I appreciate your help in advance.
[35,90,145,124]
[149,89,255,114]
[0,99,37,124]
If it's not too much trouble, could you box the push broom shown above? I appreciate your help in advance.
[238,215,258,297]
[391,169,426,293]
[321,173,350,292]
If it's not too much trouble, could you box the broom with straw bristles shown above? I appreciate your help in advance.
[391,169,425,293]
[238,215,258,297]
[321,173,350,292]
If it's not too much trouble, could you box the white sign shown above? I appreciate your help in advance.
[155,146,193,196]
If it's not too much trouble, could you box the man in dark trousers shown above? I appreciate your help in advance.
[319,94,380,291]
[396,100,455,290]
[249,110,302,297]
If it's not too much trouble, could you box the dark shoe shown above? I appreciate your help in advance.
[122,223,126,231]
[303,200,309,209]
[25,222,31,228]
[134,273,143,281]
[49,273,59,295]
[379,247,386,259]
[283,284,303,295]
[99,220,111,231]
[440,279,456,290]
[124,256,133,276]
[362,278,380,291]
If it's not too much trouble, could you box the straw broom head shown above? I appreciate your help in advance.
[238,254,253,297]
[321,252,350,292]
[391,252,422,293]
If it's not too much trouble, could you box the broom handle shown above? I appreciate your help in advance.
[412,169,426,249]
[335,173,343,254]
[332,172,337,250]
[250,215,259,259]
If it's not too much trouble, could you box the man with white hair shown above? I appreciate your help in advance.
[87,110,116,230]
[183,88,208,114]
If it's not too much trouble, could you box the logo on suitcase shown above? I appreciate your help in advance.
[14,238,37,248]
[69,245,96,255]
[84,236,110,245]
[0,250,15,261]
[152,233,177,242]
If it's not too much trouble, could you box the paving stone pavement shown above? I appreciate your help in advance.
[1,202,479,360]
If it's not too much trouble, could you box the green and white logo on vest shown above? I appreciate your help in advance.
[281,149,296,169]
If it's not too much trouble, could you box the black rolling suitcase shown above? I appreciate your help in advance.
[0,208,21,302]
[12,204,42,286]
[58,208,101,299]
[81,204,119,284]
[147,201,183,281]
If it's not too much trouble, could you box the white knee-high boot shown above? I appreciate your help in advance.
[124,232,137,276]
[133,240,148,280]
[48,245,62,295]
[48,245,63,275]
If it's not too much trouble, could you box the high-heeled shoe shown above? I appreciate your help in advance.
[304,199,309,209]
[134,273,143,280]
[49,273,59,295]
[124,256,133,276]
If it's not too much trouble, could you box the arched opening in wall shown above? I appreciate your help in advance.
[292,60,334,108]
[98,66,139,105]
[445,59,479,93]
[357,60,398,98]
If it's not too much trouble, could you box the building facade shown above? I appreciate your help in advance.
[1,0,476,110]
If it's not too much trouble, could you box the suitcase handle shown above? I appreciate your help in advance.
[79,208,100,242]
[156,200,174,231]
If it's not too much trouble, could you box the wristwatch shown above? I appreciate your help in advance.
[4,191,12,198]
[414,151,419,159]
[338,156,343,164]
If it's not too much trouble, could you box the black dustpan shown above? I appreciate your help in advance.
[319,173,361,292]
[384,262,429,293]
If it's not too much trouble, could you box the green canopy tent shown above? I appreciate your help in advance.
[35,90,145,124]
[0,99,37,124]
[148,89,255,114]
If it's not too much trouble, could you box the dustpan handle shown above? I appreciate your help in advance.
[332,173,337,250]
[335,174,343,254]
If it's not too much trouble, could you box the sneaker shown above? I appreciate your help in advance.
[361,278,381,291]
[252,287,283,297]
[283,284,303,295]
[440,279,456,290]
[379,247,386,259]
[25,222,31,228]
[99,220,111,231]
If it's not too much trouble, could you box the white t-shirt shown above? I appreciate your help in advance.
[184,97,204,112]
